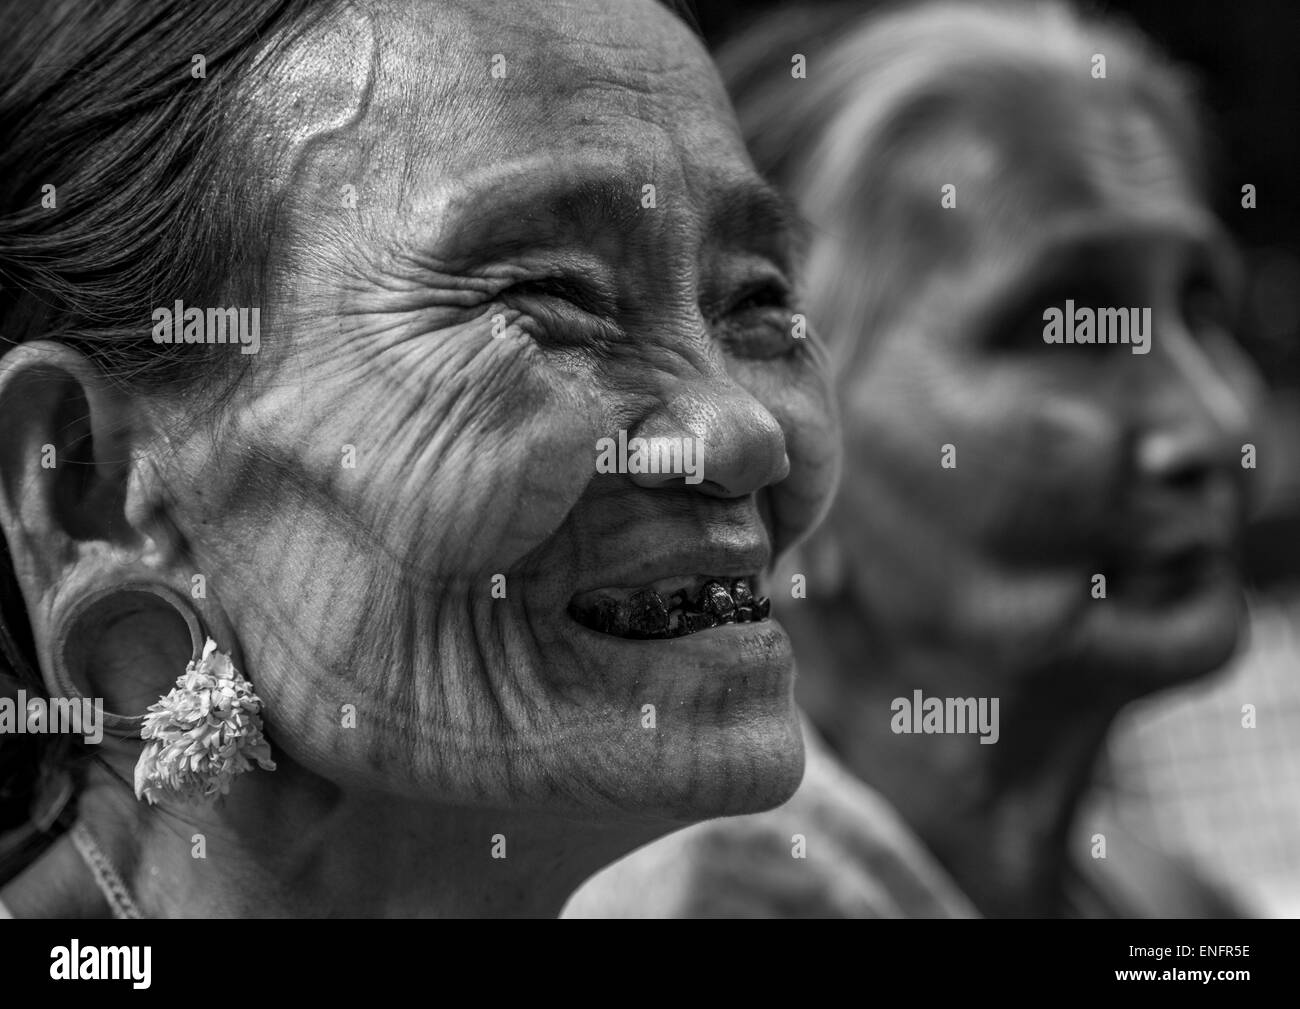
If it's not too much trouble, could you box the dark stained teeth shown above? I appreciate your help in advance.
[682,611,715,634]
[702,581,735,620]
[571,577,770,637]
[627,588,669,637]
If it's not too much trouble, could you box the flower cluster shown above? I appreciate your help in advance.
[133,638,276,805]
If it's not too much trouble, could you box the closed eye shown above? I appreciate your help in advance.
[499,276,622,345]
[503,276,613,318]
[1182,271,1234,336]
[707,278,799,360]
[715,280,791,320]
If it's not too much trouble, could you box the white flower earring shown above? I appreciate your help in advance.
[133,638,276,805]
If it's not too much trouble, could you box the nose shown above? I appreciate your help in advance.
[1135,320,1256,490]
[629,380,790,498]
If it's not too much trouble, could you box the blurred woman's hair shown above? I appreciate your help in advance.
[718,0,1210,380]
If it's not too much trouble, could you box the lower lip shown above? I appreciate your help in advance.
[565,612,793,662]
[1116,548,1232,596]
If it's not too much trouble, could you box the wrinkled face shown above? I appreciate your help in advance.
[151,0,838,819]
[831,110,1259,687]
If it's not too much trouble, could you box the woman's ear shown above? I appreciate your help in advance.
[0,341,191,718]
[0,341,142,598]
[1,344,245,731]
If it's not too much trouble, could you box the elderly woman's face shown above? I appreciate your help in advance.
[834,116,1258,685]
[150,0,837,817]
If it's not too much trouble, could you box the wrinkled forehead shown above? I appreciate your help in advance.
[242,0,749,219]
[964,90,1202,255]
[865,89,1209,310]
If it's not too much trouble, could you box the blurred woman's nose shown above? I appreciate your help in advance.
[1136,319,1258,489]
[629,380,791,498]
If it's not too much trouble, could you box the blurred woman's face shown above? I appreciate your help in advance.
[145,0,838,819]
[831,116,1259,687]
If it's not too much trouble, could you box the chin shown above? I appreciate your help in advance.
[568,679,807,825]
[524,609,807,821]
[587,709,811,820]
[666,711,806,821]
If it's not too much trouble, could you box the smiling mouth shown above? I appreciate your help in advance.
[569,575,771,639]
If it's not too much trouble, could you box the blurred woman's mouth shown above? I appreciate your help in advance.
[1111,544,1237,602]
[569,575,772,639]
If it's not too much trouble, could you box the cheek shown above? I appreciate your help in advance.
[155,315,607,789]
[851,351,1131,558]
[243,312,603,581]
[732,352,842,554]
[967,372,1132,555]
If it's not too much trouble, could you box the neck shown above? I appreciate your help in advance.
[38,752,649,918]
[788,595,1124,917]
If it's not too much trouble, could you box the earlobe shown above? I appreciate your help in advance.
[52,582,206,738]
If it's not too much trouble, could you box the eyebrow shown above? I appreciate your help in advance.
[418,163,802,268]
[964,212,1243,326]
[705,178,800,237]
[706,179,807,268]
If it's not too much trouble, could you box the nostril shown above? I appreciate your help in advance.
[1164,461,1210,493]
[1138,422,1241,491]
[693,477,742,499]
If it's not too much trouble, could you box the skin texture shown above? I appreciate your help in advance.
[0,0,839,917]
